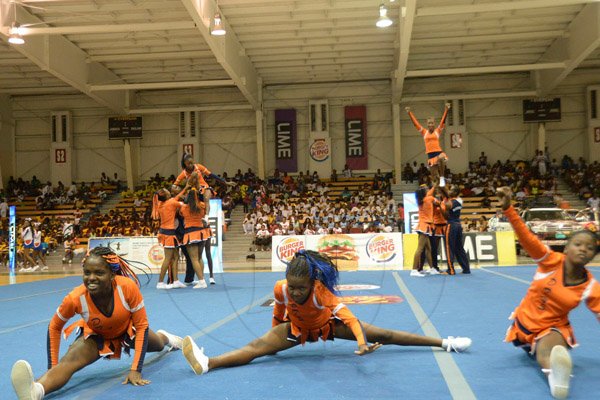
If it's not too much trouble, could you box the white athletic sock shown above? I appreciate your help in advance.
[441,338,449,350]
[33,382,45,400]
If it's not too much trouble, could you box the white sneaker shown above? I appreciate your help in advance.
[30,265,40,272]
[193,280,208,289]
[40,266,49,272]
[444,336,472,353]
[156,282,170,290]
[209,277,216,285]
[410,270,426,277]
[427,269,440,275]
[157,329,183,351]
[182,336,209,375]
[11,360,44,400]
[548,346,572,399]
[171,280,187,289]
[22,267,33,273]
[440,176,446,187]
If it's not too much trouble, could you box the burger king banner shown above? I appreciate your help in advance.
[308,134,332,180]
[271,233,403,271]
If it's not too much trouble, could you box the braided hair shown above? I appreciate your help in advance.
[84,246,142,287]
[286,250,339,295]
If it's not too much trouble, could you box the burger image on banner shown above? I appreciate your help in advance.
[276,237,305,264]
[316,234,359,269]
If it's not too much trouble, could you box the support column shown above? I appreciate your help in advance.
[0,95,15,189]
[537,122,546,153]
[49,112,74,187]
[586,86,600,162]
[123,139,139,191]
[392,103,402,183]
[256,109,266,179]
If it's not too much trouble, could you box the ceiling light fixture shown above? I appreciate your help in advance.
[376,4,393,28]
[8,22,25,44]
[211,13,226,36]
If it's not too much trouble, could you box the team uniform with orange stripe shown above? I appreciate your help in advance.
[408,108,449,167]
[415,187,436,236]
[272,280,366,346]
[179,189,210,245]
[47,275,149,372]
[174,163,211,188]
[503,206,600,354]
[157,197,183,248]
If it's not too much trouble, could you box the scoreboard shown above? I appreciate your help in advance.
[109,116,143,139]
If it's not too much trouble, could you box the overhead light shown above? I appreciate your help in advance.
[211,13,226,36]
[376,4,393,28]
[8,22,25,45]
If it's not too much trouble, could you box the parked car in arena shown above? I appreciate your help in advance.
[517,208,582,254]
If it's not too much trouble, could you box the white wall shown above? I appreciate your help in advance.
[8,69,600,182]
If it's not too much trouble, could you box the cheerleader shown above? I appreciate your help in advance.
[405,103,451,186]
[19,219,36,272]
[181,250,471,376]
[497,186,600,399]
[10,247,183,399]
[32,223,48,272]
[151,184,189,289]
[411,186,436,277]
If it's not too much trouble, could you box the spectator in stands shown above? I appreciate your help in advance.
[341,187,351,202]
[100,172,110,185]
[479,216,489,232]
[343,164,352,178]
[0,198,7,219]
[478,152,488,167]
[588,194,600,212]
[330,169,338,182]
[403,163,414,183]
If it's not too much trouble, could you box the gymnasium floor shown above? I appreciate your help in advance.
[1,267,599,399]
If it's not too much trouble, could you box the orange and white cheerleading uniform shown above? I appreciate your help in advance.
[22,226,34,249]
[415,188,436,236]
[47,275,149,372]
[157,198,183,248]
[408,108,449,167]
[179,189,209,245]
[503,206,600,353]
[174,163,211,188]
[432,200,447,237]
[272,279,367,346]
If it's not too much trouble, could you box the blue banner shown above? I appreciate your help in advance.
[9,206,16,282]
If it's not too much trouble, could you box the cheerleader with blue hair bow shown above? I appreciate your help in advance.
[181,250,473,375]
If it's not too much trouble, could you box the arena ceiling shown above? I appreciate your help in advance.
[1,0,600,113]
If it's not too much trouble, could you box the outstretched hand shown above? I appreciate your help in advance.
[355,342,382,356]
[123,371,150,386]
[496,186,513,210]
[445,102,452,109]
[405,106,411,112]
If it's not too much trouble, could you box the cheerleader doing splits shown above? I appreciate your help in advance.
[497,186,600,399]
[10,247,182,400]
[181,250,472,375]
[406,103,451,186]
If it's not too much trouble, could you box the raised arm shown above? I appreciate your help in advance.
[438,103,451,130]
[405,107,424,132]
[497,187,554,264]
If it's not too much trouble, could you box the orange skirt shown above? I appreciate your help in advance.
[427,152,447,167]
[505,316,576,355]
[158,233,178,248]
[182,227,211,245]
[415,221,434,236]
[64,319,136,360]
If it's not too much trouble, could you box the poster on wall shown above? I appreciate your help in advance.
[450,132,462,148]
[271,233,403,271]
[308,136,332,178]
[344,105,368,169]
[274,109,297,172]
[595,127,600,143]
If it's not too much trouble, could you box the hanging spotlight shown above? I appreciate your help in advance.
[8,22,25,45]
[376,4,393,28]
[211,13,226,36]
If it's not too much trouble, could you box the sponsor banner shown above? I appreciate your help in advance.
[419,231,499,263]
[8,206,16,277]
[345,105,368,170]
[309,138,330,162]
[271,233,403,271]
[274,109,297,172]
[203,198,223,271]
[403,192,419,233]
